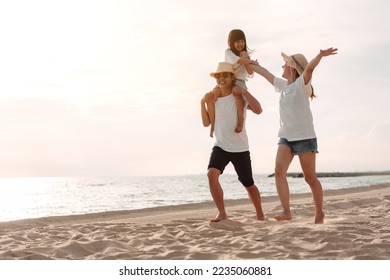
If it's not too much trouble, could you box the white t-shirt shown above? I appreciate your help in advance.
[225,49,248,81]
[214,93,249,152]
[273,75,316,141]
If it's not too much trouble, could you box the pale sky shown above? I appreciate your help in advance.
[0,0,389,177]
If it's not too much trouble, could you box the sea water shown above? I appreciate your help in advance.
[0,174,389,222]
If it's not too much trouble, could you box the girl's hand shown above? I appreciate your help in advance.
[320,47,338,57]
[240,51,250,59]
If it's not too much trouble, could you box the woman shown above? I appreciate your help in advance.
[252,48,338,224]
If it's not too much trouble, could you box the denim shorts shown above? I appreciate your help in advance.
[278,138,318,155]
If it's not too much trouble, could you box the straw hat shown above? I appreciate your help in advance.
[281,52,308,75]
[210,62,237,78]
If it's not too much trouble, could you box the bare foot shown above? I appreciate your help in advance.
[315,211,325,224]
[234,122,243,133]
[210,125,214,138]
[256,214,266,221]
[210,213,228,222]
[274,213,292,221]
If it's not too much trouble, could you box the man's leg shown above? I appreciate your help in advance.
[245,184,265,220]
[207,168,228,222]
[231,151,264,220]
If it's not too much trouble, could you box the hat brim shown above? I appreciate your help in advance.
[281,52,291,62]
[281,52,304,75]
[210,71,237,78]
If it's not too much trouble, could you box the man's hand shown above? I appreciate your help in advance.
[202,91,215,103]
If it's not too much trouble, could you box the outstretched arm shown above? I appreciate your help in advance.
[303,47,338,84]
[233,86,262,115]
[239,51,257,75]
[251,64,275,85]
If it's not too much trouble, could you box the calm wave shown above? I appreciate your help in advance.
[1,174,389,222]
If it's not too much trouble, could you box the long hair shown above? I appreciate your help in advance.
[292,68,316,100]
[227,29,251,56]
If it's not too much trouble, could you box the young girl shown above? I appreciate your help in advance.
[251,47,338,223]
[207,29,259,137]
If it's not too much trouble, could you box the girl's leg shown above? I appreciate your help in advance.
[234,94,245,133]
[206,89,220,137]
[298,153,324,224]
[206,101,216,137]
[274,144,294,221]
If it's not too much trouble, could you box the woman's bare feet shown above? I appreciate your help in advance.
[210,213,228,222]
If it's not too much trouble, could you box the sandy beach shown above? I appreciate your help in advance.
[0,183,389,260]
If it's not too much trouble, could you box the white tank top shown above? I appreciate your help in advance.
[214,93,249,152]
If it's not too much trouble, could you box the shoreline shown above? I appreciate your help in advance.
[1,183,389,260]
[1,183,387,226]
[267,171,390,178]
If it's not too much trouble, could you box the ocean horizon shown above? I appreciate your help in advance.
[1,173,390,222]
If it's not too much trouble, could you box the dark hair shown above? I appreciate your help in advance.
[228,29,251,56]
[292,68,316,100]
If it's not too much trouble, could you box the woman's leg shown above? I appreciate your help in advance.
[298,153,324,224]
[274,144,294,221]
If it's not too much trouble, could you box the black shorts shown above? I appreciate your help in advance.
[207,146,254,187]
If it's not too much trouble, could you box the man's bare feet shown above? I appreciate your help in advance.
[210,213,228,222]
[256,214,266,221]
[274,212,292,221]
[257,216,266,221]
[314,211,325,224]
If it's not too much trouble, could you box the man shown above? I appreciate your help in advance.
[201,62,265,222]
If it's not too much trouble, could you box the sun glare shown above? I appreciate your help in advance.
[0,177,62,221]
